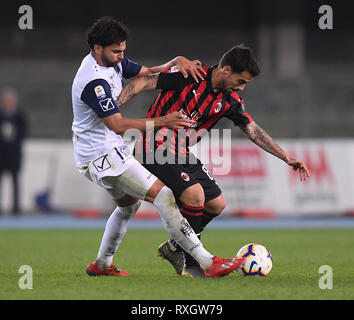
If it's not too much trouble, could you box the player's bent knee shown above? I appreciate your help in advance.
[151,185,184,229]
[180,183,205,207]
[205,195,226,215]
[145,179,168,203]
[115,194,140,207]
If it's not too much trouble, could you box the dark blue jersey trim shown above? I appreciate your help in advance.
[80,78,120,118]
[121,57,142,79]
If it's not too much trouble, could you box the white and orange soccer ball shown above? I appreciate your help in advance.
[236,243,273,277]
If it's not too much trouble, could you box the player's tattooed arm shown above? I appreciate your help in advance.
[116,73,160,107]
[240,121,288,162]
[240,121,310,181]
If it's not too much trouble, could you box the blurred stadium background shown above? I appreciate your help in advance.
[1,0,354,227]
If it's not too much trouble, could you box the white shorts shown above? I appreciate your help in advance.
[78,146,158,201]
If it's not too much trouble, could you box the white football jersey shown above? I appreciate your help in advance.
[71,53,141,165]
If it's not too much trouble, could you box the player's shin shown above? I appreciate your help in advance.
[167,205,203,252]
[153,186,213,270]
[179,205,204,267]
[96,200,141,269]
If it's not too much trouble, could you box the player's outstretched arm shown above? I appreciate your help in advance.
[240,121,310,181]
[102,111,194,134]
[116,73,159,108]
[138,56,206,83]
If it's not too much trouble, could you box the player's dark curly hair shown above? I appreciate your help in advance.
[87,16,129,49]
[219,44,260,77]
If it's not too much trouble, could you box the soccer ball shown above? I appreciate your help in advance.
[236,243,273,276]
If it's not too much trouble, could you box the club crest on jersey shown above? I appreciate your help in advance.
[181,172,190,182]
[215,102,222,113]
[94,85,106,100]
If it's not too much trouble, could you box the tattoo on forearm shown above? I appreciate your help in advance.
[116,73,159,107]
[144,73,159,86]
[116,83,136,107]
[246,123,287,161]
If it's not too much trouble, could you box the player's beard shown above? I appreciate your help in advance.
[218,80,230,94]
[101,52,118,68]
[220,80,238,94]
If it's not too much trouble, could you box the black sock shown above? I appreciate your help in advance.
[201,210,219,232]
[180,204,203,233]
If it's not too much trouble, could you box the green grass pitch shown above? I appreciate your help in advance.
[0,228,353,300]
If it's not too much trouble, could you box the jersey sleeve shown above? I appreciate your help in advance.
[80,78,120,118]
[121,57,142,79]
[225,96,253,126]
[156,72,195,91]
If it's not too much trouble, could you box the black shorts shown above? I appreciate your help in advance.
[142,159,222,206]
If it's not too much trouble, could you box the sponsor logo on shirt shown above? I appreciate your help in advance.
[168,66,179,73]
[178,108,201,128]
[192,89,200,100]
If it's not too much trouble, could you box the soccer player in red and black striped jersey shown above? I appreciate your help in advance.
[117,44,310,277]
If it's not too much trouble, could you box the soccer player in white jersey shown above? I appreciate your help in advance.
[71,16,246,277]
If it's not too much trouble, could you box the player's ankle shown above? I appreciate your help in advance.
[185,253,197,268]
[97,258,111,270]
[196,254,213,270]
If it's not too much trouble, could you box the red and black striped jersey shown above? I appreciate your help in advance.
[135,65,253,161]
[149,65,252,127]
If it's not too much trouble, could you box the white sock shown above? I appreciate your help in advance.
[153,186,213,270]
[97,200,141,269]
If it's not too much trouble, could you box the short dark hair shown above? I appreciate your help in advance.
[87,16,129,49]
[219,44,260,77]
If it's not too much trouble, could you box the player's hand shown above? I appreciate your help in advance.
[173,56,206,83]
[286,155,310,182]
[163,111,195,129]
